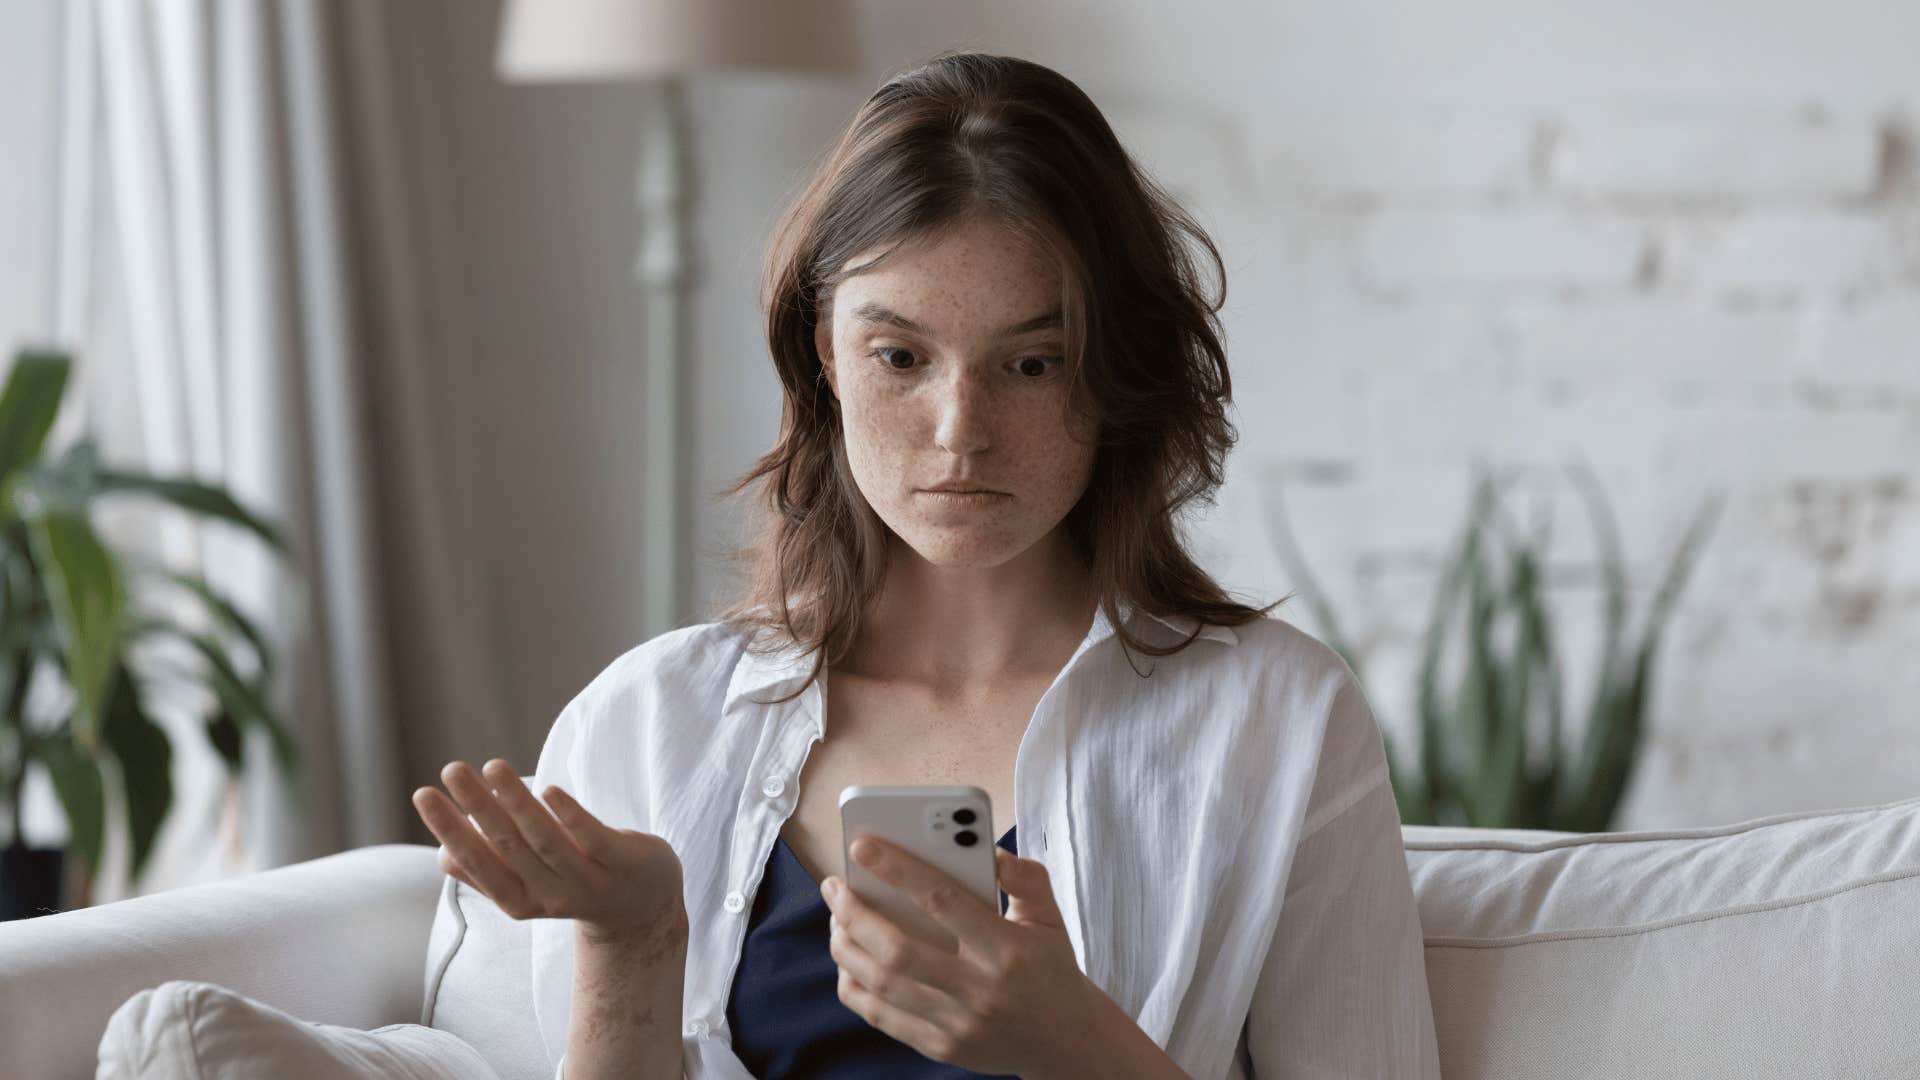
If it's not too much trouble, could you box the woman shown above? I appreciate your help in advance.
[413,51,1440,1080]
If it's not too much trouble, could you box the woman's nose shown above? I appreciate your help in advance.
[932,370,993,456]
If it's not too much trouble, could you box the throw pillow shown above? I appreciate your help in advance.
[97,978,503,1080]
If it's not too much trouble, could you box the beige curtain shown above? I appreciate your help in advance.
[88,0,506,898]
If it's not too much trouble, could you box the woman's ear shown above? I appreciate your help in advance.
[815,319,838,399]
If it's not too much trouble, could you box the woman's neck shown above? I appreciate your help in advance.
[842,530,1097,688]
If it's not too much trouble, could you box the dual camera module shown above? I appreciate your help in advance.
[950,805,979,846]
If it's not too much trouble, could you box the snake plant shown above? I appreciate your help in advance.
[1,347,302,898]
[1264,460,1724,831]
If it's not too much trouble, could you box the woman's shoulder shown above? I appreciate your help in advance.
[1201,611,1359,697]
[1202,613,1385,807]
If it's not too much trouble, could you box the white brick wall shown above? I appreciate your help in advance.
[1181,103,1920,830]
[643,8,1920,834]
[1546,109,1883,201]
[1256,112,1537,199]
[1659,210,1903,295]
[1356,208,1650,293]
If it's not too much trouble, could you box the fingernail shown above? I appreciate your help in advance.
[852,839,877,864]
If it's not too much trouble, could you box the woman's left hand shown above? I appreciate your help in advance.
[820,835,1102,1077]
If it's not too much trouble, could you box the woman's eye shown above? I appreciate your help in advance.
[870,347,917,371]
[1015,355,1060,378]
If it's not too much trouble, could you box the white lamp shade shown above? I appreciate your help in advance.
[495,0,859,82]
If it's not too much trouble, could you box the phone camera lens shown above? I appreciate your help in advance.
[954,830,978,846]
[952,807,977,825]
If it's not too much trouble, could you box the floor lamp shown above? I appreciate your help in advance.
[495,0,854,638]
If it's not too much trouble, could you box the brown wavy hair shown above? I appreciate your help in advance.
[715,50,1282,695]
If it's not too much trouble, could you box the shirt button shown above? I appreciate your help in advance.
[761,774,787,798]
[723,890,746,913]
[686,1018,710,1037]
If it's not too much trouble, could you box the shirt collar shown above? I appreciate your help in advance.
[723,599,1239,721]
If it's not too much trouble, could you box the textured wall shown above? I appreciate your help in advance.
[1105,103,1920,829]
[421,2,1920,831]
[670,10,1920,831]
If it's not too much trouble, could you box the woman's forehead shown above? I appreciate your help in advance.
[830,228,1066,326]
[837,215,1058,282]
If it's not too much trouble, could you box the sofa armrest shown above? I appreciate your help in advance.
[0,842,444,1080]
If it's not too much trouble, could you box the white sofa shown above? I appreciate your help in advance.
[5,791,1920,1079]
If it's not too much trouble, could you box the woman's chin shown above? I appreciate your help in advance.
[892,528,1032,571]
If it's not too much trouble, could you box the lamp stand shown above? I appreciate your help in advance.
[634,77,693,637]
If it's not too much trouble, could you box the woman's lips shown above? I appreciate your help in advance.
[917,488,1011,507]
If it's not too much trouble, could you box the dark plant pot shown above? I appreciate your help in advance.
[1,840,67,921]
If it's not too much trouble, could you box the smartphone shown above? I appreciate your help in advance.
[838,784,1000,952]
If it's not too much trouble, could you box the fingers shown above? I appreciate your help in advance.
[537,782,613,860]
[838,982,958,1063]
[849,836,1004,943]
[413,784,525,905]
[440,761,563,888]
[830,922,954,1017]
[478,759,594,872]
[823,873,966,991]
[436,846,481,892]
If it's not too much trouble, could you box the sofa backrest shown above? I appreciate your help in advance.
[424,794,1920,1080]
[1404,793,1920,1080]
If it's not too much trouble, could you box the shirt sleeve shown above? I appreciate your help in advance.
[1244,671,1443,1078]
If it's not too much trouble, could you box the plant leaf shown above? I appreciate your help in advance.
[1489,529,1537,826]
[94,469,287,554]
[1418,471,1491,826]
[1383,727,1436,825]
[178,630,303,797]
[1574,492,1727,831]
[36,735,105,881]
[1457,503,1502,827]
[0,523,53,716]
[0,349,72,503]
[1262,475,1433,820]
[121,618,304,807]
[1259,478,1368,682]
[1564,459,1629,818]
[24,510,125,751]
[1507,519,1566,825]
[1566,681,1634,832]
[1636,493,1727,666]
[205,708,244,772]
[21,439,104,512]
[99,661,174,883]
[137,562,276,679]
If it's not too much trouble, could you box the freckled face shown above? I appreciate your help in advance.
[815,217,1096,569]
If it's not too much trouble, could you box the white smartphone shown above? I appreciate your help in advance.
[838,784,1000,951]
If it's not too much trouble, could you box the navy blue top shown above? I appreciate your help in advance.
[725,824,1021,1078]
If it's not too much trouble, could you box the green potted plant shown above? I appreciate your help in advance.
[1,347,302,920]
[1264,460,1723,831]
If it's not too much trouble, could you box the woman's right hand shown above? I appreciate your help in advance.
[412,758,685,940]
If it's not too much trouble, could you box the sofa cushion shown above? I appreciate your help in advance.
[1403,793,1920,1080]
[421,870,550,1080]
[0,843,443,1080]
[97,979,499,1079]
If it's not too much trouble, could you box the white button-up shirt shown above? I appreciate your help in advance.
[531,603,1441,1079]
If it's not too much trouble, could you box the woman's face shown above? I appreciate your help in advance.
[815,216,1096,570]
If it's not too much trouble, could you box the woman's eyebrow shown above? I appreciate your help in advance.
[850,302,1062,339]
